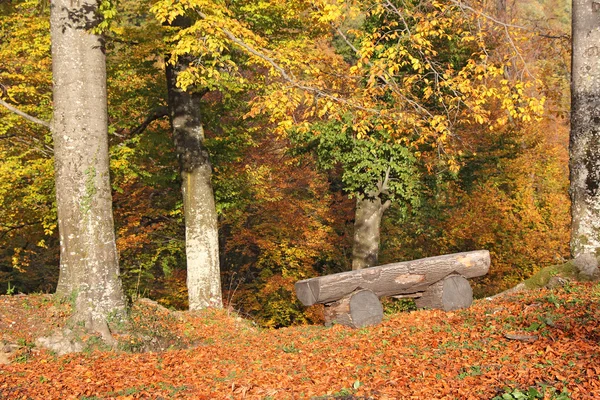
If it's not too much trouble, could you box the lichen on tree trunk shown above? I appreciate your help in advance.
[50,0,126,333]
[166,52,222,310]
[570,0,600,258]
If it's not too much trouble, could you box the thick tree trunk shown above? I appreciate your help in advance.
[570,0,600,258]
[352,195,389,270]
[50,0,125,333]
[166,56,222,310]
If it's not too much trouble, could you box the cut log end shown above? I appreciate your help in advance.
[324,289,383,329]
[414,275,473,312]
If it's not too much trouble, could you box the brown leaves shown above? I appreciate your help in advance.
[2,283,600,398]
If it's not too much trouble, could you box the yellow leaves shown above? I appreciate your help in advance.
[151,0,186,24]
[11,247,29,273]
[317,101,334,118]
[311,0,345,24]
[408,55,422,72]
[429,115,449,135]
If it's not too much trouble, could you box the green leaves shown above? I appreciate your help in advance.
[493,386,571,400]
[291,119,421,216]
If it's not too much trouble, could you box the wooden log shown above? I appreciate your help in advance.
[323,289,383,328]
[295,250,489,306]
[414,275,473,311]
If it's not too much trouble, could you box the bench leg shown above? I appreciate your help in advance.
[414,275,473,311]
[323,289,383,328]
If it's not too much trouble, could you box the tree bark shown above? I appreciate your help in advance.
[570,0,600,258]
[296,250,490,306]
[323,289,383,328]
[50,0,125,333]
[495,0,507,21]
[166,54,222,310]
[352,194,389,270]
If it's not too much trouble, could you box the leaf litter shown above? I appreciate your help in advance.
[0,283,599,399]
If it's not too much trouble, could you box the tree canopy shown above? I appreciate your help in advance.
[0,0,572,327]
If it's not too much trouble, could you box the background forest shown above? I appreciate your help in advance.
[0,0,572,327]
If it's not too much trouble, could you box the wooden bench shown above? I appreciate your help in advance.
[295,250,490,328]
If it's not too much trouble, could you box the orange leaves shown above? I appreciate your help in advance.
[3,283,600,398]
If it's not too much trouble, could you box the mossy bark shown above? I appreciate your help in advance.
[51,0,126,333]
[570,0,600,258]
[166,44,222,310]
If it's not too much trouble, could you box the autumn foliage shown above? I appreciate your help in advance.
[2,282,600,398]
[0,0,571,326]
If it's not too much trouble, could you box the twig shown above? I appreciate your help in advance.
[448,0,528,31]
[449,0,533,79]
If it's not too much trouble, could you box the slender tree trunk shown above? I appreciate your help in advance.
[50,0,125,333]
[166,56,222,310]
[351,194,389,270]
[570,0,600,258]
[495,0,507,21]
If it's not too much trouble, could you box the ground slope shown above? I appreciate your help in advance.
[1,282,599,399]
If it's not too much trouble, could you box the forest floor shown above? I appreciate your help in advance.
[1,282,599,399]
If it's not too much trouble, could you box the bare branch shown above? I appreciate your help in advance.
[538,33,570,40]
[14,135,54,157]
[381,162,392,193]
[126,105,169,137]
[449,0,533,79]
[0,98,51,129]
[448,0,528,31]
[335,27,360,55]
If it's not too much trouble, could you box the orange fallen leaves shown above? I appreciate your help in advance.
[1,283,600,398]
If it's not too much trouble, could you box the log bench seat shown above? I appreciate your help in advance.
[295,250,490,328]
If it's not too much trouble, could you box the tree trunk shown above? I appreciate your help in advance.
[50,0,125,333]
[570,0,600,258]
[352,195,389,270]
[495,0,507,21]
[166,55,222,310]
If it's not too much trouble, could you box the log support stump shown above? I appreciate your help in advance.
[323,289,383,328]
[414,275,473,311]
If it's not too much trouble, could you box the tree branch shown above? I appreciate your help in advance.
[194,10,382,115]
[125,105,169,137]
[0,98,51,129]
[537,33,570,40]
[335,26,435,120]
[0,221,43,240]
[448,0,528,31]
[381,163,392,193]
[449,0,533,79]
